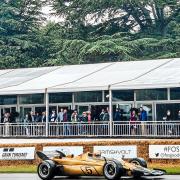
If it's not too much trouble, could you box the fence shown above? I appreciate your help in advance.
[0,121,179,137]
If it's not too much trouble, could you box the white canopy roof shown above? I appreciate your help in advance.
[0,58,178,95]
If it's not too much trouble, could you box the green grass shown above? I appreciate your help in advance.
[0,164,179,174]
[149,164,180,175]
[0,165,36,173]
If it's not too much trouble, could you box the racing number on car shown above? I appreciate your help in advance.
[81,166,99,175]
[85,167,93,175]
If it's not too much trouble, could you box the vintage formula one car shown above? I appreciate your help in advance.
[37,151,165,180]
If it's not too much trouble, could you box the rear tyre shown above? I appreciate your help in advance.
[37,160,56,180]
[103,160,124,180]
[129,158,147,168]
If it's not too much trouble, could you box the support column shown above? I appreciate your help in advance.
[109,89,113,136]
[72,93,75,110]
[45,88,49,137]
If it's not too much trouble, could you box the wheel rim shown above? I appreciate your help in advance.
[105,162,116,178]
[39,163,50,178]
[107,164,115,175]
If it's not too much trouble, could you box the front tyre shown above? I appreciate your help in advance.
[37,160,56,180]
[129,158,147,179]
[103,160,123,180]
[129,158,147,168]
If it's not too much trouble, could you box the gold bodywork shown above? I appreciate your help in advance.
[49,152,137,176]
[52,153,105,176]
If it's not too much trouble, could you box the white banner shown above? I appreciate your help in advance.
[94,146,137,159]
[149,145,180,159]
[0,147,35,160]
[43,146,83,156]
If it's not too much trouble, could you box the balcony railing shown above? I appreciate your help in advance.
[0,121,179,138]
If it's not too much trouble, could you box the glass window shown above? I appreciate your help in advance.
[156,103,180,121]
[105,90,134,102]
[0,95,17,105]
[74,91,102,102]
[136,89,167,101]
[170,88,180,100]
[19,94,44,104]
[49,93,72,103]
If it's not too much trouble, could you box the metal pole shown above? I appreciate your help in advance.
[109,88,113,136]
[45,88,49,137]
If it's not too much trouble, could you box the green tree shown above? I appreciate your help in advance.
[0,0,48,68]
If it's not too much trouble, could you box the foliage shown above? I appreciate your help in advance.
[0,0,179,68]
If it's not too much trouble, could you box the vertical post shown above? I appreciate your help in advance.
[17,95,20,123]
[72,93,75,110]
[167,88,170,101]
[109,88,113,136]
[45,88,49,137]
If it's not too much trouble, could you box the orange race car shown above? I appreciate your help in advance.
[37,151,165,180]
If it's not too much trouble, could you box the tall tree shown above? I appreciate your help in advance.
[51,0,180,37]
[0,0,47,68]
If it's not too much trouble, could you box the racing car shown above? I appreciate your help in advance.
[37,151,165,180]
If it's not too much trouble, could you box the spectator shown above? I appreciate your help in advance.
[99,109,105,121]
[57,108,64,122]
[28,111,35,122]
[114,108,121,121]
[139,107,147,135]
[35,112,41,122]
[79,112,88,135]
[130,110,137,135]
[163,110,174,135]
[81,112,88,122]
[3,112,10,136]
[71,110,79,122]
[49,110,57,122]
[41,111,46,123]
[63,109,70,135]
[87,111,91,123]
[103,110,109,121]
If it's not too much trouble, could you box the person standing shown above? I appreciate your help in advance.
[49,110,57,122]
[57,108,64,122]
[3,112,10,136]
[63,109,70,135]
[114,108,121,121]
[130,110,137,136]
[164,110,174,135]
[139,107,147,135]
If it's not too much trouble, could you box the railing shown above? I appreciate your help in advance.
[0,121,179,138]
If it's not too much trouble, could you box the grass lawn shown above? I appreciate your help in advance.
[0,165,36,173]
[0,164,179,174]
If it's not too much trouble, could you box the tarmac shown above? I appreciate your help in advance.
[0,174,179,180]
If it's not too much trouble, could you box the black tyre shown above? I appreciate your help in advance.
[37,160,56,180]
[129,158,147,168]
[129,158,147,179]
[103,160,124,180]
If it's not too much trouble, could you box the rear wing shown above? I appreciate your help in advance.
[36,150,66,160]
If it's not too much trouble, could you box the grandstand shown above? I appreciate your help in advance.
[0,58,179,138]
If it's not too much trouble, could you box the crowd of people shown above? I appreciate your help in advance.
[1,106,180,136]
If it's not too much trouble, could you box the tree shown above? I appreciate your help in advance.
[51,0,180,37]
[0,0,48,68]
